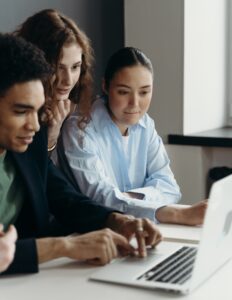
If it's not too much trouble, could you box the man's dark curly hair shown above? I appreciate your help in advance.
[0,33,51,96]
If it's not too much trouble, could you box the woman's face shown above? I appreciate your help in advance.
[105,65,153,135]
[52,42,82,101]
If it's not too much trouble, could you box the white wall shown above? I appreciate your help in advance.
[184,0,227,134]
[124,0,184,141]
[125,0,228,139]
[124,0,230,204]
[166,145,211,204]
[228,0,232,124]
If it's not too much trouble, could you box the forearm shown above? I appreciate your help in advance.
[77,181,157,221]
[156,202,207,226]
[36,237,65,263]
[155,204,190,224]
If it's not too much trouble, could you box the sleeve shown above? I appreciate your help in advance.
[46,158,116,233]
[57,121,161,222]
[31,124,116,234]
[129,122,181,208]
[1,239,38,275]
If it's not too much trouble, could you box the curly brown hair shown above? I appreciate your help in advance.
[14,8,94,129]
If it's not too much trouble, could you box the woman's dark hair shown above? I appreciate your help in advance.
[104,47,153,91]
[14,9,94,129]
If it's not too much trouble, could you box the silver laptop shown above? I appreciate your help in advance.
[89,174,232,294]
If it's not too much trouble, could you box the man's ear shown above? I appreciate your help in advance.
[102,79,108,95]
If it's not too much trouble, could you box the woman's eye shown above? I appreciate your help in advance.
[140,90,150,96]
[14,110,26,115]
[118,90,128,95]
[72,64,81,70]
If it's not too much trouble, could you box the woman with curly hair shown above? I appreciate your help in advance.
[15,9,94,152]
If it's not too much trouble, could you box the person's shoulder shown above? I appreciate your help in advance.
[91,96,108,117]
[63,112,79,128]
[61,113,88,139]
[62,98,105,130]
[139,112,155,130]
[91,96,111,129]
[139,113,160,144]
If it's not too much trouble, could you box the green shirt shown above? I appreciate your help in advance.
[0,151,24,228]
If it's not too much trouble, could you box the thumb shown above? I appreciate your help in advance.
[5,225,17,242]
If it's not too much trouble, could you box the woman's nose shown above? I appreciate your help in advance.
[62,69,72,86]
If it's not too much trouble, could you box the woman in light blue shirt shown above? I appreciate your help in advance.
[56,47,206,224]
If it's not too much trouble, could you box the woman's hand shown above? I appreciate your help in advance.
[42,98,71,150]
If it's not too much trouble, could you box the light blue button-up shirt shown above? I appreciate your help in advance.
[56,97,181,222]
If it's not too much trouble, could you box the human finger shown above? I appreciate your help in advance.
[56,99,66,112]
[62,98,71,112]
[45,108,54,121]
[108,234,118,259]
[110,229,135,255]
[96,247,110,265]
[50,102,60,120]
[52,100,70,121]
[134,220,147,257]
[4,225,17,243]
[89,230,119,265]
[101,232,116,264]
[142,218,162,247]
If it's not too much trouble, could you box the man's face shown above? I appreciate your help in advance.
[0,80,45,154]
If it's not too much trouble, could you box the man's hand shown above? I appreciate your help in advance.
[106,213,162,257]
[0,225,17,272]
[36,229,135,265]
[63,229,135,265]
[36,214,162,266]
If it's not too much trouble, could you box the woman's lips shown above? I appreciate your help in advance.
[56,88,70,95]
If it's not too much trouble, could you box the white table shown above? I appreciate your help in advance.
[157,223,202,244]
[0,256,231,300]
[1,224,231,300]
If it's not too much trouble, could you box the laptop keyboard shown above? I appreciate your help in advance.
[137,246,197,285]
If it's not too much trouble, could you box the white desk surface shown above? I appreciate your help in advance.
[157,223,202,244]
[1,224,231,300]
